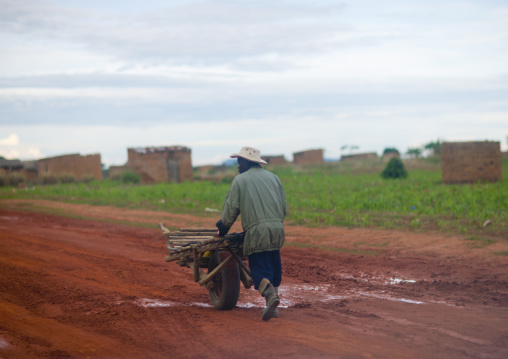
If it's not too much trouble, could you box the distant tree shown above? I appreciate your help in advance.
[406,147,422,158]
[340,145,360,153]
[382,147,400,156]
[423,139,442,156]
[120,171,140,184]
[381,157,408,179]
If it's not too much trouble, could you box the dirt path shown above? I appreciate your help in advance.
[1,199,507,358]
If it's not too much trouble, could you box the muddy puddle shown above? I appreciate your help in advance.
[132,275,428,309]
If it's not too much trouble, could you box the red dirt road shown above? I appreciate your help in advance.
[1,199,507,358]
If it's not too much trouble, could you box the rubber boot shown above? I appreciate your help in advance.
[273,287,279,318]
[258,278,280,321]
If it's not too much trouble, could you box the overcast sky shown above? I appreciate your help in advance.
[1,0,507,167]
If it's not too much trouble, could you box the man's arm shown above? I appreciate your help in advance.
[282,186,287,219]
[220,179,241,230]
[277,176,287,219]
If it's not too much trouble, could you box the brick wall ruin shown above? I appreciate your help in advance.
[195,165,215,174]
[441,141,502,184]
[341,152,379,161]
[38,153,102,181]
[195,165,227,174]
[108,165,129,180]
[293,149,324,165]
[263,155,287,166]
[0,157,23,173]
[126,146,193,183]
[22,161,38,183]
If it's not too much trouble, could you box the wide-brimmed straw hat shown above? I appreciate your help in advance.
[230,146,268,165]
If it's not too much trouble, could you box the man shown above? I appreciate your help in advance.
[216,146,287,321]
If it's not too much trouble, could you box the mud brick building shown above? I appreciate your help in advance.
[263,155,287,166]
[38,153,102,181]
[441,141,502,184]
[126,146,193,183]
[22,160,38,183]
[0,157,23,174]
[293,149,324,165]
[195,164,227,175]
[341,152,379,161]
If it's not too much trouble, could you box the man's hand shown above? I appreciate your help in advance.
[216,219,231,236]
[227,232,245,243]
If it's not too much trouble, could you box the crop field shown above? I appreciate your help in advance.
[2,158,507,242]
[1,159,508,358]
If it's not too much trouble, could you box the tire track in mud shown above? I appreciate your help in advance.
[1,205,508,358]
[282,247,508,308]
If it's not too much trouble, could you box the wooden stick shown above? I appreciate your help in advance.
[198,254,233,286]
[167,246,182,251]
[187,262,207,282]
[167,236,215,241]
[239,264,253,289]
[165,239,238,260]
[192,245,199,282]
[180,227,217,232]
[228,249,252,277]
[165,231,217,236]
[165,253,182,262]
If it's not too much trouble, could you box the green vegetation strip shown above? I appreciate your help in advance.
[1,159,507,240]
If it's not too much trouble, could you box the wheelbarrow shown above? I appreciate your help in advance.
[159,224,252,310]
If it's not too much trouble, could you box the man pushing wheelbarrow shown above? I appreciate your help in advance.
[216,146,287,321]
[160,146,286,321]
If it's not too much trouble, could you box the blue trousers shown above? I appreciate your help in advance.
[248,250,282,290]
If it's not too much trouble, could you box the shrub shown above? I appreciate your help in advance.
[81,174,96,183]
[40,173,59,185]
[8,173,25,187]
[59,173,76,183]
[381,157,408,179]
[0,173,26,186]
[120,171,140,184]
[221,176,234,184]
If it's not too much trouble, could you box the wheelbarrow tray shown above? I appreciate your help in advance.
[159,224,252,309]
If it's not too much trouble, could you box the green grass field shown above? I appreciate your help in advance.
[1,158,507,241]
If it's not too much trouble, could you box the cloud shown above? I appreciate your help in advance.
[0,133,42,160]
[0,147,41,160]
[2,0,507,78]
[0,133,19,145]
[0,0,347,70]
[1,1,507,164]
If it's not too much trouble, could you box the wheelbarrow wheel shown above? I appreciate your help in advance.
[208,250,240,310]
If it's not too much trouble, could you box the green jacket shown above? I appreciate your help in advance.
[221,167,287,256]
